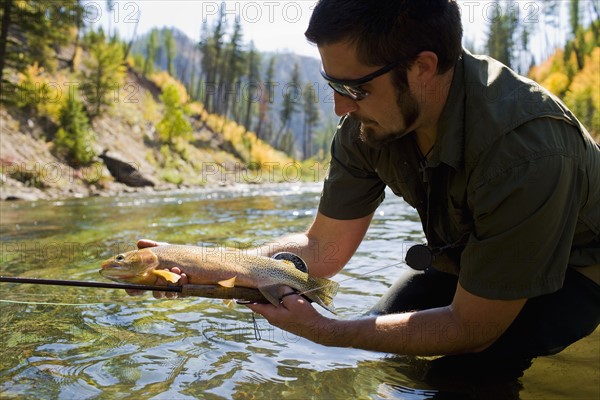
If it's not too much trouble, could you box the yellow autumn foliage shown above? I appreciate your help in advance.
[186,101,210,121]
[142,94,161,124]
[540,72,571,97]
[529,50,561,83]
[149,71,189,105]
[529,31,599,140]
[147,67,318,181]
[17,63,65,122]
[204,113,292,169]
[564,47,600,136]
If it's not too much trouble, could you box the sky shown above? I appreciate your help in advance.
[84,1,574,62]
[85,0,321,58]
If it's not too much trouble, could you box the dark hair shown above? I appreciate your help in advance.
[305,0,463,73]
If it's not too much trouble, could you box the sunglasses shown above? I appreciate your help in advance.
[320,61,400,101]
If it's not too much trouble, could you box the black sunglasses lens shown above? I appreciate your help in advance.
[328,82,368,101]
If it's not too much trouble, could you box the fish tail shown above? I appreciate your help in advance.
[304,276,339,314]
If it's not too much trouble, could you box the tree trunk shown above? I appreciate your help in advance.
[0,0,13,89]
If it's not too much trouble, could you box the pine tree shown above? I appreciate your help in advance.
[277,62,301,149]
[188,64,196,101]
[485,1,517,68]
[196,21,211,100]
[220,19,244,118]
[278,131,296,156]
[157,84,192,145]
[204,8,226,113]
[255,56,276,140]
[0,0,12,86]
[569,0,584,70]
[244,42,261,132]
[143,29,158,76]
[81,29,126,117]
[54,94,96,166]
[1,0,82,102]
[302,82,320,159]
[570,0,580,41]
[312,117,337,161]
[165,29,176,76]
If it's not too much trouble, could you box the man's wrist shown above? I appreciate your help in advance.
[309,317,347,347]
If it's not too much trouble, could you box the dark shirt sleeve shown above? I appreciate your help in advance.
[318,117,386,220]
[459,118,590,300]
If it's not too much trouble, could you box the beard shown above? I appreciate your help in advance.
[355,73,420,149]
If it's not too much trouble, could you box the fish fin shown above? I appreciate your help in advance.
[257,284,284,307]
[259,278,339,314]
[139,249,159,266]
[152,269,181,283]
[217,276,236,288]
[223,300,236,309]
[304,276,339,314]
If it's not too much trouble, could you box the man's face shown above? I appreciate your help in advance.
[319,41,421,148]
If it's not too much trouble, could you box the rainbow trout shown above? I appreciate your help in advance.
[100,245,338,312]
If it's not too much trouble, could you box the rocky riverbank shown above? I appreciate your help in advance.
[0,67,307,202]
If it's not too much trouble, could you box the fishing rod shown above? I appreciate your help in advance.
[1,260,405,305]
[0,276,269,303]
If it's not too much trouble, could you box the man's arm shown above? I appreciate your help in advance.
[247,282,526,356]
[252,211,374,278]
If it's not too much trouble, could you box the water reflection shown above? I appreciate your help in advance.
[1,184,598,399]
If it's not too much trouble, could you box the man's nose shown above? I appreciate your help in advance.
[333,92,359,116]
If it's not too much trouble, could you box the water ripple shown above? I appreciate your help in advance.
[2,183,598,399]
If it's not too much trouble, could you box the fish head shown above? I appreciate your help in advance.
[100,249,160,284]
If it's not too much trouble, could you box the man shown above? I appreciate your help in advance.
[142,0,600,375]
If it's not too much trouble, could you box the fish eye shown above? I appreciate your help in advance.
[115,254,125,262]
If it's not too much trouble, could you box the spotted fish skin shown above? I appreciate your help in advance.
[100,245,338,312]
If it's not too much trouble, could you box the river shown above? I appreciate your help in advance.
[0,183,598,399]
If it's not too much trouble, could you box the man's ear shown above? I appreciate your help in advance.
[409,51,439,83]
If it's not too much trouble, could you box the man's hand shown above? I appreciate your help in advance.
[245,287,336,344]
[125,239,189,299]
[247,282,527,355]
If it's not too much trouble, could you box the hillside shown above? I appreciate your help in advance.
[0,2,333,202]
[0,63,314,201]
[129,27,336,158]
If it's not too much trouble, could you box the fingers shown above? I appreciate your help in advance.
[179,271,189,285]
[152,268,187,299]
[123,265,186,299]
[136,239,158,249]
[245,292,321,342]
[245,289,303,315]
[137,239,170,249]
[171,267,187,282]
[245,302,272,314]
[276,286,300,309]
[278,292,306,311]
[125,289,145,296]
[279,291,300,305]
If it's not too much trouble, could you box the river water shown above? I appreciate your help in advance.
[0,183,598,399]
